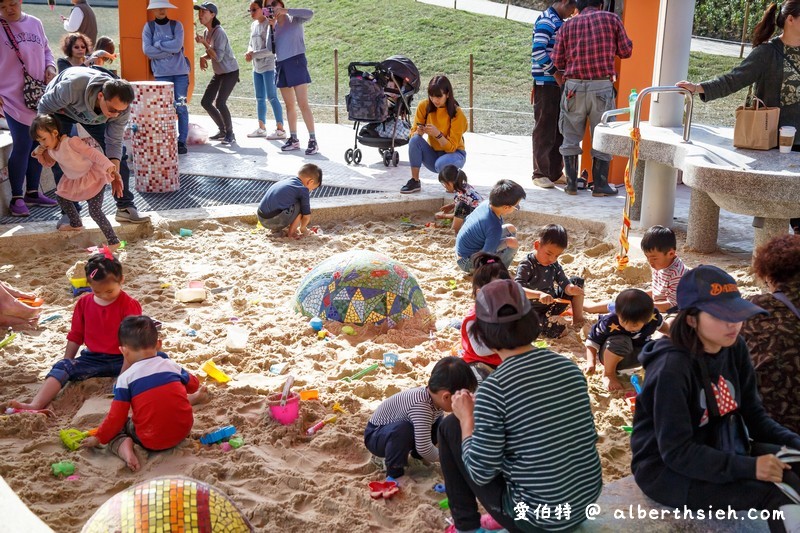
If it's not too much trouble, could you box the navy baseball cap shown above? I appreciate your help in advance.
[475,279,531,324]
[193,2,218,14]
[676,265,767,322]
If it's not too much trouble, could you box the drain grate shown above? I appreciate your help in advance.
[0,174,381,225]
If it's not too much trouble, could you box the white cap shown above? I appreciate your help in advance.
[146,0,177,9]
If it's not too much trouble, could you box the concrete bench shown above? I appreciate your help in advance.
[593,122,800,253]
[577,475,769,532]
[0,130,56,217]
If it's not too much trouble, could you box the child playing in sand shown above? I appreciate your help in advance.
[30,114,123,246]
[9,252,141,411]
[364,356,477,485]
[459,253,509,384]
[256,163,321,239]
[515,223,585,337]
[641,225,686,312]
[434,165,482,235]
[441,279,602,531]
[585,288,669,391]
[455,179,525,272]
[81,316,202,472]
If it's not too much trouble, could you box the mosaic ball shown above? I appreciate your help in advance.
[82,476,253,533]
[294,251,428,327]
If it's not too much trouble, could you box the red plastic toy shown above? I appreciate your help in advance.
[368,480,399,500]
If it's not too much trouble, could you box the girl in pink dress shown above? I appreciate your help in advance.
[30,114,123,247]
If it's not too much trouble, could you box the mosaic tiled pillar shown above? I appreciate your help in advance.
[130,81,180,193]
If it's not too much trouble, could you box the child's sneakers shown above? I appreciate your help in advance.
[305,139,319,155]
[281,137,300,151]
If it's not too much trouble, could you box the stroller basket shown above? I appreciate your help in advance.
[346,63,388,123]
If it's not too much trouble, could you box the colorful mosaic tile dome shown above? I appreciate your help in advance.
[82,476,253,533]
[294,251,428,327]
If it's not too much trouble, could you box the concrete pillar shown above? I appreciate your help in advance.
[754,218,791,251]
[685,189,719,253]
[640,0,696,228]
[640,162,677,229]
[630,159,646,221]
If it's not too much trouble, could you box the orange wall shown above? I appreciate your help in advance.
[119,0,195,102]
[582,0,660,184]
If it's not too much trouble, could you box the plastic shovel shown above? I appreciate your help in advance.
[280,375,295,406]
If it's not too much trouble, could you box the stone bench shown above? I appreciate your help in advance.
[577,475,769,532]
[593,122,800,253]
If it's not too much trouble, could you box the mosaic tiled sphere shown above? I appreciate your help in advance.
[294,251,428,327]
[82,476,253,532]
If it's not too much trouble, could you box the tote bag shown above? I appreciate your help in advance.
[733,96,780,150]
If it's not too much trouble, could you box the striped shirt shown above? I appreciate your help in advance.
[531,7,565,85]
[368,386,443,463]
[651,256,686,308]
[462,349,602,531]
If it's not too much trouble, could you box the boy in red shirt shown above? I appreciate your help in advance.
[82,315,205,471]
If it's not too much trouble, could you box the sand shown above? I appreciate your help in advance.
[0,212,760,532]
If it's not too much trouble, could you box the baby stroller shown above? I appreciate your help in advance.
[344,55,420,166]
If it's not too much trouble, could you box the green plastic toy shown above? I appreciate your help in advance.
[59,428,91,451]
[52,461,75,477]
[229,436,244,449]
[439,497,449,510]
[341,363,380,383]
[0,332,17,349]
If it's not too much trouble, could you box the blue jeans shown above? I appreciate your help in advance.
[456,226,517,273]
[46,349,125,386]
[408,134,466,173]
[51,114,135,209]
[253,70,283,126]
[364,419,440,478]
[5,114,42,197]
[155,74,190,145]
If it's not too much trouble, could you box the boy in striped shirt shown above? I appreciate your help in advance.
[364,357,477,485]
[641,225,686,312]
[81,316,205,471]
[441,279,602,532]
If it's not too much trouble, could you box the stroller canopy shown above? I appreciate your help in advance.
[380,56,420,95]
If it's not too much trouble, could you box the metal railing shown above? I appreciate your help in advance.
[600,85,695,143]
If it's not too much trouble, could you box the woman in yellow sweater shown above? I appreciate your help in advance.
[400,75,468,194]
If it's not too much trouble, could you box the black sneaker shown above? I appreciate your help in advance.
[209,131,225,141]
[305,139,318,155]
[281,137,300,151]
[178,142,188,155]
[221,133,236,145]
[400,178,421,194]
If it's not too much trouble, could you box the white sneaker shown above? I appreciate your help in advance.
[266,129,287,140]
[247,128,267,138]
[533,177,555,189]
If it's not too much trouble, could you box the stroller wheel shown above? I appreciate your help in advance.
[382,151,391,167]
[353,149,363,165]
[392,152,400,167]
[344,148,354,165]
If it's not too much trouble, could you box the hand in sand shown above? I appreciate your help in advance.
[80,436,100,448]
[756,454,790,482]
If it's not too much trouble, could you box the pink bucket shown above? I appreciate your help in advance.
[268,392,300,425]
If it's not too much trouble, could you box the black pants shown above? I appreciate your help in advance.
[532,84,564,182]
[437,414,523,532]
[364,419,439,478]
[531,276,583,338]
[686,442,800,533]
[201,70,239,136]
[51,115,134,209]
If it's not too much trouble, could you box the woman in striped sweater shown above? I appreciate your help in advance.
[441,279,602,532]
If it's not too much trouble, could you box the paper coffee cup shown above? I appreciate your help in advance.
[779,126,796,153]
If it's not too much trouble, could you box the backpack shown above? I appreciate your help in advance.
[146,20,190,70]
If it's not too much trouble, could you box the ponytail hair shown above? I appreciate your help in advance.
[437,164,469,193]
[752,1,800,46]
[471,252,511,297]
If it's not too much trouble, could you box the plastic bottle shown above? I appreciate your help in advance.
[629,89,638,115]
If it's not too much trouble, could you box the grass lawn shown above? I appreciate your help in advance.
[25,1,747,135]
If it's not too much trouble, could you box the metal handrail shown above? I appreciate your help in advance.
[600,85,695,142]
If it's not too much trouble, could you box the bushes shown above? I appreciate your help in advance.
[693,0,772,41]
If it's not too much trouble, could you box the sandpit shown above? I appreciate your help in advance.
[0,211,759,532]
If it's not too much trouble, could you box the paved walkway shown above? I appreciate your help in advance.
[416,0,750,58]
[0,113,756,258]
